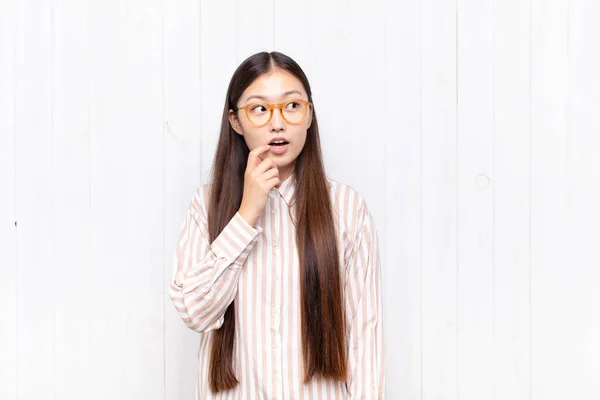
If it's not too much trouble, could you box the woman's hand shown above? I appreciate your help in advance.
[238,145,280,226]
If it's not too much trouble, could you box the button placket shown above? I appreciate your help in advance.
[269,193,284,395]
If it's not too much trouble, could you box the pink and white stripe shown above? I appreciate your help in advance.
[168,173,385,399]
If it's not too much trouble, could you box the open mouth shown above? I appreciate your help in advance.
[269,140,289,147]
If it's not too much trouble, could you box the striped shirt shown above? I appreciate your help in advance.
[168,173,385,399]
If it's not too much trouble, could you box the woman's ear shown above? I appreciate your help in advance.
[228,110,243,135]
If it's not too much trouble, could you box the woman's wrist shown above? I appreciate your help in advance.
[238,207,259,227]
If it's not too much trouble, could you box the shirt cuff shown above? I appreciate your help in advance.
[209,211,263,267]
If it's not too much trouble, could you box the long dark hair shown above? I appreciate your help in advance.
[206,51,347,393]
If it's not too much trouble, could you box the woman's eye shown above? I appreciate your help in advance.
[251,104,267,113]
[285,102,299,110]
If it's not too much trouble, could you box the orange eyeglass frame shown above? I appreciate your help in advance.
[233,99,312,127]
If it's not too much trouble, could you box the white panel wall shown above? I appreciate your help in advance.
[1,0,599,399]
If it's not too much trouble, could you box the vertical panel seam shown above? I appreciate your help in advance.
[162,0,166,397]
[528,0,532,398]
[455,1,460,399]
[419,0,423,398]
[50,1,56,395]
[492,0,497,398]
[13,0,19,396]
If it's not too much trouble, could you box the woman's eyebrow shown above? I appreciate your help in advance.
[245,90,303,102]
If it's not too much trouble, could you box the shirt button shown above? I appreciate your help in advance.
[273,342,278,349]
[269,189,277,198]
[271,208,278,215]
[271,307,278,315]
[273,237,279,247]
[273,275,280,281]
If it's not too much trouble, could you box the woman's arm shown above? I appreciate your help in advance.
[168,186,262,333]
[344,197,385,399]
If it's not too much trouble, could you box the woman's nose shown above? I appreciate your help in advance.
[269,106,285,131]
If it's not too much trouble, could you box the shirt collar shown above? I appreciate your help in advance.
[276,172,296,207]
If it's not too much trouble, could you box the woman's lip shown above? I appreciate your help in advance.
[269,143,289,155]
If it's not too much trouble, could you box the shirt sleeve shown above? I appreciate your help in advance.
[344,198,385,399]
[168,186,263,333]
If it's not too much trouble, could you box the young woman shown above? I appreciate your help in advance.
[169,51,384,399]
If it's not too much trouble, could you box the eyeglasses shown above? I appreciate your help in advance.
[233,99,312,127]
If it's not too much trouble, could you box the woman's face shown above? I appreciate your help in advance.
[229,68,312,183]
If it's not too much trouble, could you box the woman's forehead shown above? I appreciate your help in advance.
[243,71,306,102]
